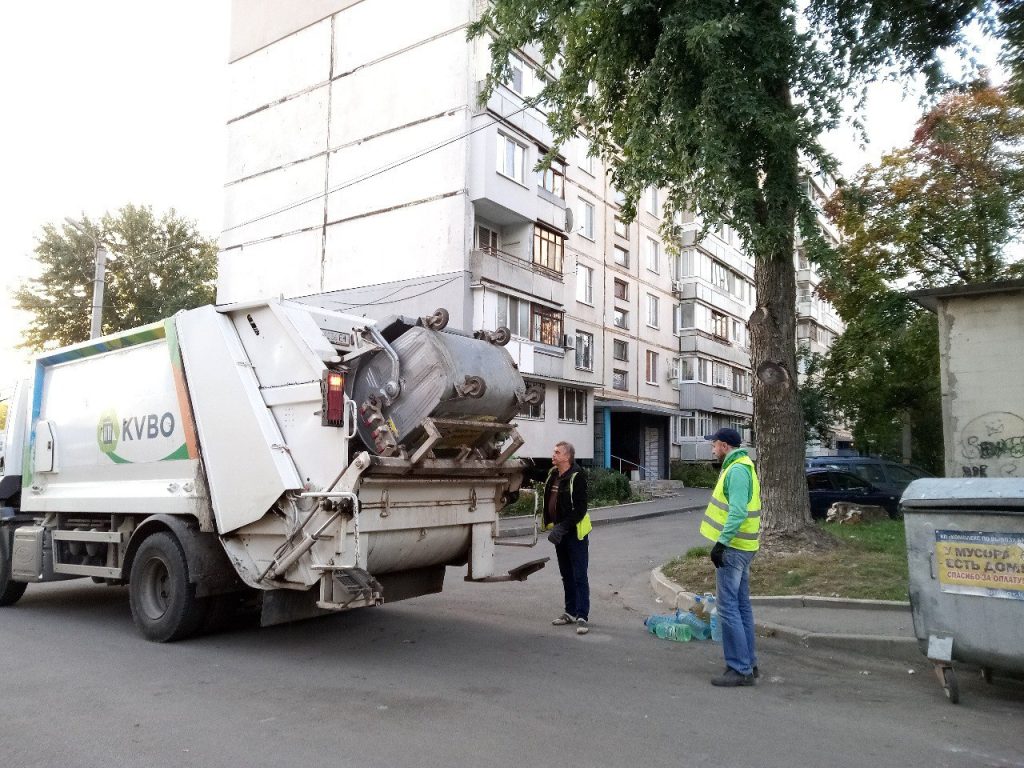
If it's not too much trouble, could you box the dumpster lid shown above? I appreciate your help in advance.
[901,478,1024,511]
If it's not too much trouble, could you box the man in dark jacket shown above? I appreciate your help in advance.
[543,441,592,635]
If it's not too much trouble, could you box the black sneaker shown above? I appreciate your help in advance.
[711,668,755,687]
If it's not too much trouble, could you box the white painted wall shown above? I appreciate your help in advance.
[938,290,1024,479]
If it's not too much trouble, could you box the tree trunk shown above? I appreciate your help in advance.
[746,83,815,543]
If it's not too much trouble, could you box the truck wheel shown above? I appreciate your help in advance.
[129,532,206,642]
[0,530,28,606]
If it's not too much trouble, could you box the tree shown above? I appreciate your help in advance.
[470,1,1007,545]
[15,205,218,350]
[810,82,1024,471]
[823,82,1024,288]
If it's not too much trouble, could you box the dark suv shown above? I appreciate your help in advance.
[805,456,933,498]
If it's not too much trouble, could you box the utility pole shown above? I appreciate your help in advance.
[64,218,108,339]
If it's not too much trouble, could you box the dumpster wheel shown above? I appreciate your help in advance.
[941,666,959,704]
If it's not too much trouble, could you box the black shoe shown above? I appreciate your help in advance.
[711,668,755,687]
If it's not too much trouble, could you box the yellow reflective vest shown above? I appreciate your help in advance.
[699,453,761,552]
[541,466,593,540]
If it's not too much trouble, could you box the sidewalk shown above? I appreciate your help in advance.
[500,492,921,665]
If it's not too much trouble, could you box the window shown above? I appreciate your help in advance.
[679,415,696,438]
[508,56,525,94]
[577,136,595,175]
[670,252,682,281]
[533,224,564,273]
[612,186,626,207]
[680,356,697,381]
[612,369,629,391]
[613,278,629,301]
[559,387,587,423]
[614,216,629,239]
[646,237,660,273]
[613,245,629,267]
[732,320,746,348]
[518,381,544,419]
[576,264,594,304]
[580,200,595,239]
[697,412,712,437]
[539,161,565,198]
[732,368,750,396]
[711,311,729,340]
[807,472,833,492]
[575,331,593,370]
[647,186,659,216]
[698,358,711,384]
[531,306,563,346]
[496,295,532,338]
[613,308,628,329]
[712,361,730,388]
[496,133,527,183]
[646,294,659,328]
[645,350,659,384]
[613,339,629,361]
[477,225,499,254]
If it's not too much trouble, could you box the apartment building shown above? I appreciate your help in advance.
[796,172,851,456]
[218,0,841,473]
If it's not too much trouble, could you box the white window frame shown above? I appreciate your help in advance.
[575,331,594,371]
[645,350,659,385]
[646,294,659,329]
[612,338,629,362]
[612,369,629,391]
[558,386,587,423]
[646,237,660,273]
[647,186,659,216]
[613,308,628,330]
[613,245,629,267]
[496,133,527,184]
[518,381,544,419]
[580,200,595,240]
[576,263,594,305]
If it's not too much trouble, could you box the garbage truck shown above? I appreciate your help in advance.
[0,300,545,641]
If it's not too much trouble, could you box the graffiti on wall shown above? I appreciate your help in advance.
[959,411,1024,478]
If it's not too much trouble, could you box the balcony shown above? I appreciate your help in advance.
[470,247,564,304]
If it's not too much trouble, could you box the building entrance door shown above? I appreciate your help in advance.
[644,426,661,480]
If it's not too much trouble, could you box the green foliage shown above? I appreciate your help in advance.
[822,82,1024,289]
[0,401,7,431]
[15,204,218,350]
[500,486,540,518]
[586,467,632,504]
[670,460,719,489]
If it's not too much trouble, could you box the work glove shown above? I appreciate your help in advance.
[710,542,726,569]
[547,524,567,546]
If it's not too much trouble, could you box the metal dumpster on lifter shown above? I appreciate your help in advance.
[901,478,1024,704]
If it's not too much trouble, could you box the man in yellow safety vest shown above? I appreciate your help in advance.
[701,427,761,687]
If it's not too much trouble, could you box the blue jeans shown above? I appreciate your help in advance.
[716,546,757,676]
[555,534,589,620]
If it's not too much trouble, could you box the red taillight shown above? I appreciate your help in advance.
[322,370,345,427]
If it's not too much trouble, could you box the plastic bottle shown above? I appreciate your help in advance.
[644,611,679,634]
[676,611,711,640]
[707,595,722,642]
[663,622,693,642]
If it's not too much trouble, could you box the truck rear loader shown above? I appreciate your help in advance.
[0,300,544,640]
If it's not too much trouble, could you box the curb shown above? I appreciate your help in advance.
[650,568,921,664]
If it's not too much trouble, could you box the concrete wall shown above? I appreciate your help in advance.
[220,0,474,304]
[938,290,1024,479]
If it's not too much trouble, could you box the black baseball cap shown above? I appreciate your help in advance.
[704,427,742,447]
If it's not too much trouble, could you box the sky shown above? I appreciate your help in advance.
[0,3,1008,394]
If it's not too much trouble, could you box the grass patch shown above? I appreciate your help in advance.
[662,520,909,601]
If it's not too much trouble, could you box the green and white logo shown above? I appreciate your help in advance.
[97,410,120,455]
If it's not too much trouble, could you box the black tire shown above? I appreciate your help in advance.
[0,528,28,606]
[128,531,206,642]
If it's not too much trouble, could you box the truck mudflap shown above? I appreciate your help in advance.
[464,557,549,583]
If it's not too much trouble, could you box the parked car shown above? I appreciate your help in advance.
[805,456,933,498]
[806,468,901,520]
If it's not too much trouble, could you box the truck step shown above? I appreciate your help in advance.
[317,567,383,611]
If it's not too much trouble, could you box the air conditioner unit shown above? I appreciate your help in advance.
[562,334,576,350]
[671,280,685,296]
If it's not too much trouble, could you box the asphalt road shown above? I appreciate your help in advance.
[2,512,1022,768]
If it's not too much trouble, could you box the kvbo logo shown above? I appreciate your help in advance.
[122,412,176,441]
